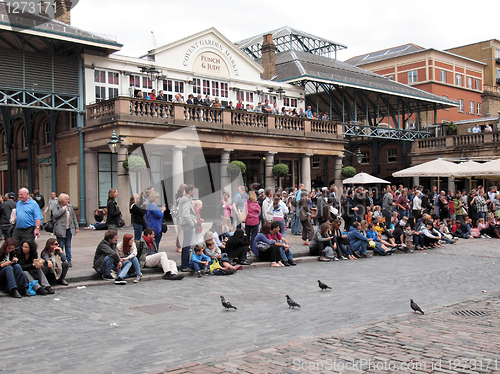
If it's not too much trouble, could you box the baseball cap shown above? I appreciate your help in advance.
[258,189,264,194]
[7,192,15,199]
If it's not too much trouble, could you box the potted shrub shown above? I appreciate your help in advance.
[272,163,289,177]
[341,166,356,179]
[122,155,147,172]
[227,160,246,175]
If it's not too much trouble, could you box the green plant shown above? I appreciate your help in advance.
[341,166,356,179]
[272,163,289,177]
[227,160,246,175]
[123,155,147,172]
[446,121,457,135]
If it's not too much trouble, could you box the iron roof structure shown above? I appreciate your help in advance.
[345,43,424,66]
[237,26,347,60]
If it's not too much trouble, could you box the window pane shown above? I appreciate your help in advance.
[98,153,112,171]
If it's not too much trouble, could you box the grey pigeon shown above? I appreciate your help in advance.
[318,280,331,291]
[286,295,300,309]
[410,299,424,314]
[220,296,237,311]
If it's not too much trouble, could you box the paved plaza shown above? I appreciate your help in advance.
[1,228,500,373]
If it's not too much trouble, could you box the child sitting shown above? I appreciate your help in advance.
[203,232,240,272]
[366,223,395,256]
[190,244,211,277]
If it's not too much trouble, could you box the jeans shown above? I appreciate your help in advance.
[97,256,114,276]
[57,229,73,263]
[274,219,287,238]
[116,257,142,279]
[279,247,294,261]
[154,231,162,251]
[350,240,367,255]
[190,261,207,272]
[338,243,353,257]
[292,212,302,235]
[0,264,28,292]
[181,224,195,270]
[132,223,143,241]
[478,211,487,220]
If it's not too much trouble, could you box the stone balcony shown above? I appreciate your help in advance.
[413,130,500,159]
[85,97,342,141]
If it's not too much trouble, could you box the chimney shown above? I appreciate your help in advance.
[55,0,72,25]
[261,34,276,80]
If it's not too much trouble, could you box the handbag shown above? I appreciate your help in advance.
[256,240,271,252]
[50,255,63,280]
[43,221,54,233]
[238,203,247,223]
[162,219,168,233]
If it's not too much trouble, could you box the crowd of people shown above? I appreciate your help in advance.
[2,181,498,297]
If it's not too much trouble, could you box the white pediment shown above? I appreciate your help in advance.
[150,28,264,80]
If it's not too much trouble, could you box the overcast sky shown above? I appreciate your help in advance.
[72,0,498,61]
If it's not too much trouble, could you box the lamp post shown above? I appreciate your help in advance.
[107,130,123,154]
[344,148,364,164]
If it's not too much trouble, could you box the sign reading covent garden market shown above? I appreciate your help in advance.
[183,39,239,77]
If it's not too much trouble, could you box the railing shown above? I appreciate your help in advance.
[182,104,223,123]
[275,116,304,131]
[129,99,173,119]
[343,122,431,141]
[415,130,500,150]
[311,119,337,135]
[87,100,115,120]
[231,110,268,128]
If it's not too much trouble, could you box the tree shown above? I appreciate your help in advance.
[446,121,457,135]
[341,166,356,179]
[122,155,147,172]
[227,160,246,175]
[272,163,289,177]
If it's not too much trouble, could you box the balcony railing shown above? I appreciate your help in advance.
[415,130,500,150]
[86,97,343,140]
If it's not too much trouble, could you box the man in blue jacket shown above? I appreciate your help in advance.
[347,221,371,258]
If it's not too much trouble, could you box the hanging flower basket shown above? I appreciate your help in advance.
[227,160,246,175]
[342,166,356,179]
[272,163,289,177]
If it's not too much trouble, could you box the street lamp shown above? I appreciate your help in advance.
[344,148,364,164]
[107,130,123,154]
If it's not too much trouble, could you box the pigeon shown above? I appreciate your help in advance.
[410,299,424,314]
[220,296,237,311]
[318,280,331,291]
[286,295,300,309]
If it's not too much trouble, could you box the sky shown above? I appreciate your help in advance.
[72,0,499,61]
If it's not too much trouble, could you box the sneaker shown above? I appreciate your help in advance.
[133,276,142,283]
[181,267,194,272]
[102,274,114,281]
[485,234,492,238]
[45,286,55,294]
[333,257,340,261]
[114,278,127,285]
[197,271,202,278]
[341,256,348,260]
[480,234,487,238]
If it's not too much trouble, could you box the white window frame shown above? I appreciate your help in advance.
[477,102,482,115]
[475,79,481,90]
[469,101,474,114]
[458,99,464,112]
[283,98,298,107]
[440,70,446,83]
[360,151,370,165]
[408,70,418,83]
[387,74,394,80]
[94,69,120,102]
[456,74,463,86]
[467,77,473,89]
[312,157,320,168]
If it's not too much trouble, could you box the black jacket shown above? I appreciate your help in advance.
[107,199,121,226]
[130,203,147,228]
[93,239,119,273]
[0,200,16,225]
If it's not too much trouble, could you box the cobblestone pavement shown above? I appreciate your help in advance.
[1,237,499,373]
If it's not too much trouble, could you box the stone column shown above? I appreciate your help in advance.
[184,153,195,186]
[448,177,455,194]
[413,176,420,188]
[172,146,185,194]
[220,149,233,194]
[334,155,343,194]
[265,151,277,190]
[117,147,130,226]
[301,153,313,191]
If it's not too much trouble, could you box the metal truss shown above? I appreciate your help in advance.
[343,122,431,141]
[0,88,79,112]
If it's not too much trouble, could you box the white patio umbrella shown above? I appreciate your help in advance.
[451,160,483,177]
[392,158,459,178]
[343,172,391,184]
[474,159,500,176]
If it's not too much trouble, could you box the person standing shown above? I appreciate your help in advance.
[129,194,146,241]
[33,189,45,211]
[145,191,165,250]
[43,192,58,221]
[52,193,79,267]
[0,192,16,239]
[12,188,43,244]
[178,185,197,271]
[106,188,121,233]
[382,186,394,225]
[232,185,247,230]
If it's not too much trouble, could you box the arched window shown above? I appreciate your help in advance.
[21,126,27,150]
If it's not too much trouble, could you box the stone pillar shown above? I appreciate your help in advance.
[265,151,277,190]
[413,176,420,188]
[448,177,455,194]
[117,147,130,226]
[172,146,185,194]
[84,149,98,228]
[301,153,313,191]
[220,149,233,194]
[184,153,195,186]
[334,155,343,194]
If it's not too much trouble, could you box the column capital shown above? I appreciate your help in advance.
[266,151,278,155]
[174,145,186,150]
[222,148,234,153]
[303,153,313,157]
